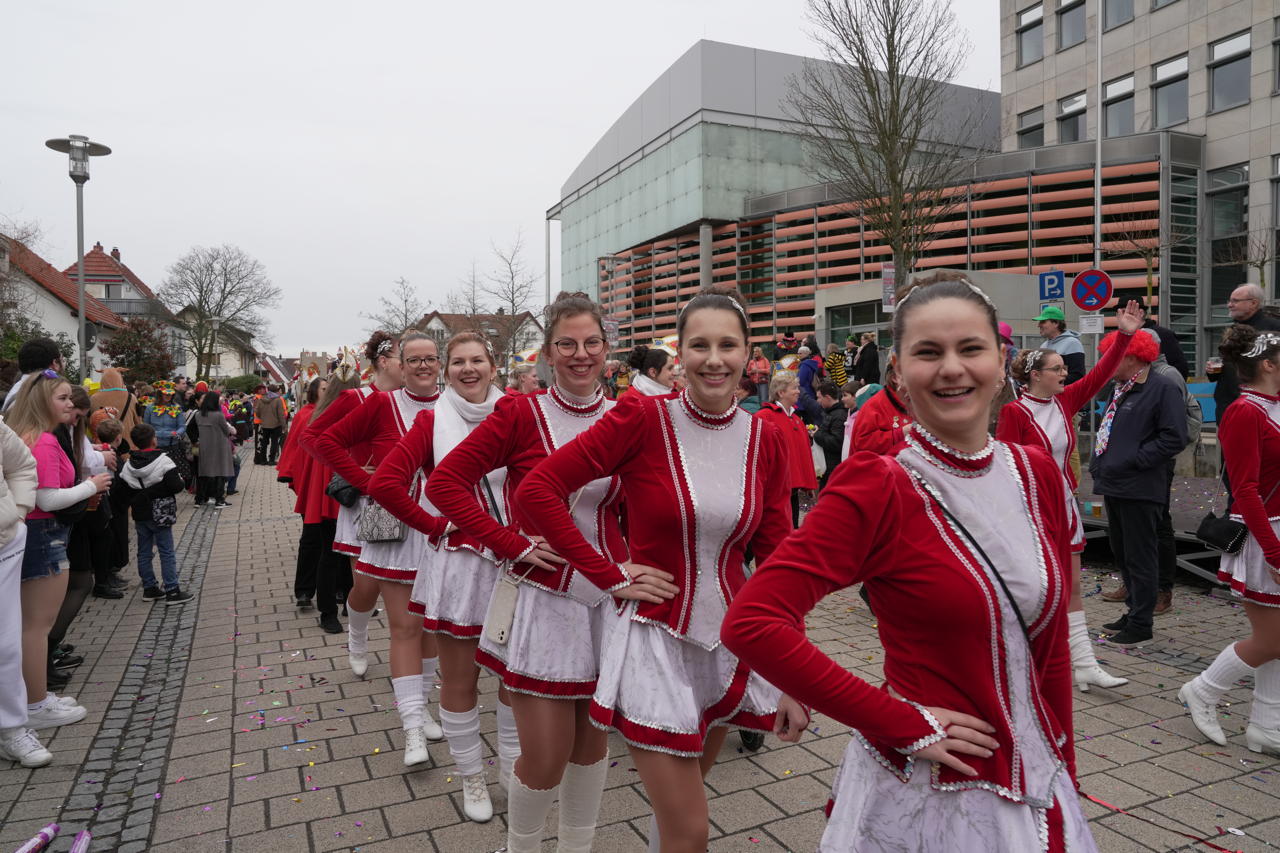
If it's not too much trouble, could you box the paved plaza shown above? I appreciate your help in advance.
[2,459,1279,852]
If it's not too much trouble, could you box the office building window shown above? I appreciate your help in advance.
[1058,1,1085,50]
[1208,164,1250,310]
[1274,17,1280,92]
[1152,55,1189,127]
[1273,155,1280,295]
[1057,91,1087,142]
[1103,75,1135,137]
[1152,0,1178,7]
[1104,0,1133,28]
[1209,31,1251,112]
[1017,107,1045,148]
[1017,4,1044,66]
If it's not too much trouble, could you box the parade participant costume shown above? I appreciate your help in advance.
[627,372,670,397]
[300,384,378,557]
[517,390,793,757]
[847,385,912,455]
[723,425,1096,853]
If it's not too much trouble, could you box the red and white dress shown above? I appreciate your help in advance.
[313,387,439,582]
[1218,389,1280,607]
[427,386,626,698]
[369,385,504,638]
[516,390,793,756]
[301,385,379,556]
[722,425,1094,852]
[996,331,1131,552]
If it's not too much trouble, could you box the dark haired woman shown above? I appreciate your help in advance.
[1181,326,1280,756]
[301,331,403,678]
[425,292,625,852]
[280,377,330,623]
[723,273,1096,851]
[997,301,1142,693]
[369,331,516,822]
[518,286,807,852]
[626,345,673,396]
[192,392,235,508]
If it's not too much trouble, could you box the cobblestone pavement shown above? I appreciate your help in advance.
[3,459,1279,852]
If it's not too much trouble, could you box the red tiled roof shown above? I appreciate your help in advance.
[64,242,157,300]
[418,310,540,333]
[6,237,124,329]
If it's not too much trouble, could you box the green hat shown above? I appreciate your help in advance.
[1034,306,1066,323]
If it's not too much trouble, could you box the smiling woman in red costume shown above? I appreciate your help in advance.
[309,330,444,766]
[367,331,515,824]
[517,285,808,853]
[723,271,1096,853]
[426,292,623,853]
[997,301,1140,694]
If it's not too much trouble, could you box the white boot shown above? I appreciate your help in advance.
[1067,610,1127,692]
[506,771,559,852]
[346,605,375,677]
[496,699,521,792]
[460,771,493,823]
[1247,660,1280,756]
[440,705,491,822]
[403,727,430,766]
[1181,643,1255,746]
[392,676,430,766]
[557,756,608,853]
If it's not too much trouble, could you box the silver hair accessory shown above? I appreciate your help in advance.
[376,338,394,357]
[1024,350,1046,372]
[897,277,995,310]
[678,292,747,321]
[1244,332,1280,359]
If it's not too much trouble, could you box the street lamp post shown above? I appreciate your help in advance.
[45,134,111,381]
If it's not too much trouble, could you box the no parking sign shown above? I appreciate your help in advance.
[1072,269,1113,311]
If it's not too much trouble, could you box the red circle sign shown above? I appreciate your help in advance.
[1072,268,1113,311]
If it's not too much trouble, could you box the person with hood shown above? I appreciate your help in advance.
[1034,306,1085,385]
[795,346,824,425]
[89,367,141,449]
[117,423,192,604]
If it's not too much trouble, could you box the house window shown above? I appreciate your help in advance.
[1273,154,1280,295]
[1104,0,1133,29]
[1208,164,1250,312]
[1017,107,1045,149]
[1209,31,1251,112]
[1057,1,1085,50]
[1017,4,1044,67]
[1152,0,1178,7]
[1103,75,1135,137]
[1152,55,1189,127]
[1273,17,1280,92]
[1057,91,1087,142]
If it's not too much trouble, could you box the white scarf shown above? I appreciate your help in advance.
[433,384,507,521]
[630,373,671,397]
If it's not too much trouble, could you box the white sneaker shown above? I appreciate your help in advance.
[422,705,443,741]
[461,772,493,822]
[1246,724,1280,756]
[1074,665,1129,693]
[403,727,431,766]
[348,651,368,678]
[26,700,88,730]
[48,694,82,709]
[0,728,53,767]
[1179,682,1227,746]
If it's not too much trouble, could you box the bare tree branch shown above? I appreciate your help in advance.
[1213,230,1278,294]
[785,0,993,275]
[362,277,429,335]
[481,235,541,369]
[1103,205,1195,305]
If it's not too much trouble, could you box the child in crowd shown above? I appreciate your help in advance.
[117,423,193,604]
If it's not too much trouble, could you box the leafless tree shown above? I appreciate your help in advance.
[785,0,993,276]
[157,244,282,378]
[1103,208,1196,305]
[362,277,430,335]
[1213,230,1278,296]
[446,261,489,320]
[481,235,541,370]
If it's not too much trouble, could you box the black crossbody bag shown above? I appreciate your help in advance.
[1197,481,1279,555]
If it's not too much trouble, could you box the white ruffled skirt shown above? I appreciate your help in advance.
[1219,515,1280,608]
[332,497,366,556]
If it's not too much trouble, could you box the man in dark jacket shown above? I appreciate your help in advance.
[1210,284,1280,418]
[811,381,846,490]
[851,332,881,386]
[1136,296,1189,379]
[1090,331,1188,647]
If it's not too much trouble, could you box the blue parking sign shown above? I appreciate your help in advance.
[1039,270,1065,301]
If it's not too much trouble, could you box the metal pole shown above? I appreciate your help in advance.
[544,219,552,306]
[1093,4,1103,270]
[75,181,86,381]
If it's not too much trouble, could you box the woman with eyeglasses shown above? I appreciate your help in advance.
[996,300,1142,693]
[368,331,514,823]
[424,292,623,853]
[309,330,444,765]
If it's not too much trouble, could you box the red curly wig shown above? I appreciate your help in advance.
[1098,329,1159,362]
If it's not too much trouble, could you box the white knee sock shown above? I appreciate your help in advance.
[1066,610,1097,669]
[391,675,424,731]
[497,699,521,773]
[506,772,560,853]
[439,705,484,776]
[1191,643,1255,705]
[346,605,375,654]
[1251,660,1280,730]
[422,657,439,694]
[557,756,608,853]
[647,814,660,853]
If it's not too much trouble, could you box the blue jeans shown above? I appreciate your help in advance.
[227,453,242,493]
[136,520,178,592]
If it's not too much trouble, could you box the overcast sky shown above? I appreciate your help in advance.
[1,0,999,357]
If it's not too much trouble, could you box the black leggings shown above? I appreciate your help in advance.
[198,476,226,501]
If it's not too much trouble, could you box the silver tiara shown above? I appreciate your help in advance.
[1024,349,1046,372]
[1244,332,1280,359]
[376,338,394,356]
[897,277,994,309]
[679,293,747,321]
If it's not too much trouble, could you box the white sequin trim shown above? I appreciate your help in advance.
[895,701,947,755]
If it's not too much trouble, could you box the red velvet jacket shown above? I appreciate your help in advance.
[515,392,793,639]
[1220,390,1280,570]
[276,403,312,487]
[427,391,626,596]
[311,388,438,495]
[848,387,912,455]
[722,443,1077,798]
[996,330,1130,491]
[300,386,377,472]
[754,402,818,490]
